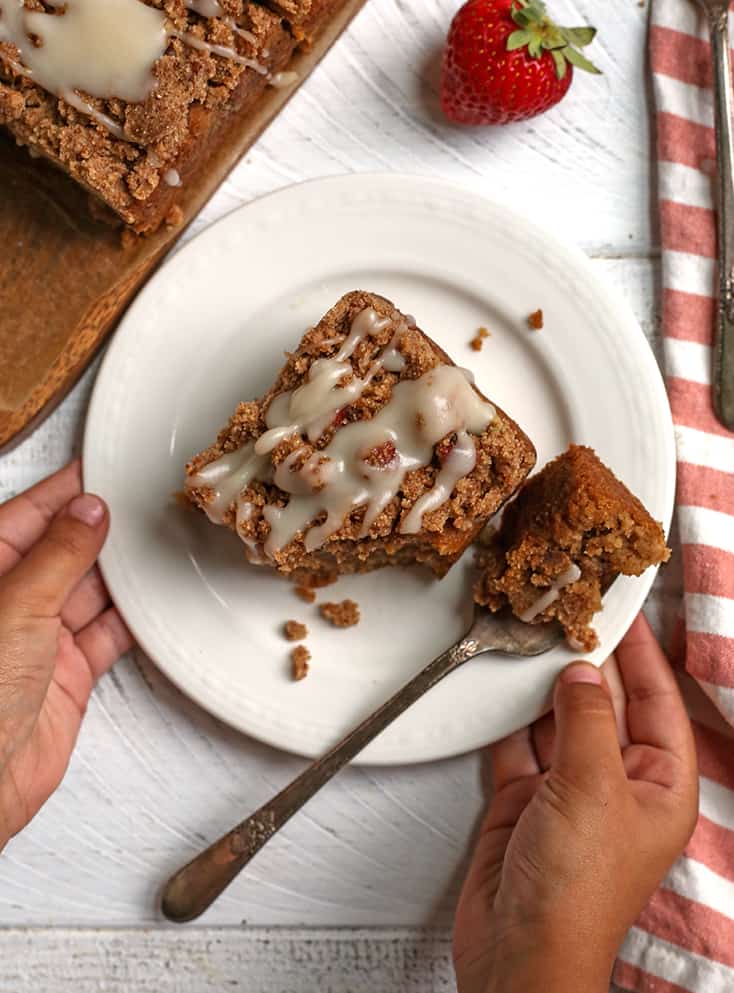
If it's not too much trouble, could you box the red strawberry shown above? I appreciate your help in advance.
[441,0,600,126]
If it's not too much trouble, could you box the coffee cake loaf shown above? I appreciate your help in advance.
[185,291,536,584]
[474,445,671,651]
[0,0,343,232]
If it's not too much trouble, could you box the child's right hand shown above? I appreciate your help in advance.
[453,614,699,993]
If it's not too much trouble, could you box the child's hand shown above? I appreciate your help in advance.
[453,614,699,993]
[0,462,132,847]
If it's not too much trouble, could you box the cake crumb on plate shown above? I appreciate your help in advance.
[291,646,311,681]
[528,309,544,330]
[294,585,317,604]
[320,599,361,628]
[284,620,308,641]
[469,327,490,351]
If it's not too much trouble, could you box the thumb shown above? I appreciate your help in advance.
[551,663,626,794]
[2,494,108,617]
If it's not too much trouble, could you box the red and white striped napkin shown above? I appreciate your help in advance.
[612,4,734,990]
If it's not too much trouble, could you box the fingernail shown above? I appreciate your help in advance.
[560,662,603,686]
[68,494,105,527]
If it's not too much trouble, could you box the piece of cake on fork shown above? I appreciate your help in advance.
[184,290,536,585]
[474,445,671,651]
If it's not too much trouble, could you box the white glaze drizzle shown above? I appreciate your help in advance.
[188,441,270,523]
[401,429,476,534]
[186,308,496,558]
[254,308,394,454]
[170,27,267,75]
[269,69,298,88]
[184,0,258,45]
[520,564,582,623]
[59,87,128,140]
[185,0,223,17]
[164,168,182,187]
[235,501,268,565]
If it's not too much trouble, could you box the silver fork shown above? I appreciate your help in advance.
[160,608,563,923]
[696,0,734,428]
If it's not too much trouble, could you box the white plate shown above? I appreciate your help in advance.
[84,174,675,766]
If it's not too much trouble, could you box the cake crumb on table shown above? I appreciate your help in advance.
[291,646,311,681]
[528,309,544,330]
[469,327,491,351]
[319,599,361,628]
[294,585,317,604]
[284,620,308,641]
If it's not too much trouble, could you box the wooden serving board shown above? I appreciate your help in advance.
[0,0,366,453]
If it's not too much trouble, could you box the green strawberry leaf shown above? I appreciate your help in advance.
[508,2,601,77]
[562,45,602,74]
[542,26,567,50]
[561,26,597,47]
[551,49,568,80]
[528,34,543,58]
[511,0,546,27]
[507,29,533,51]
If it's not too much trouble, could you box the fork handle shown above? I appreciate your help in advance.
[709,7,734,428]
[160,632,483,923]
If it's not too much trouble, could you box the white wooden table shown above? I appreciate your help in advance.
[0,1,662,988]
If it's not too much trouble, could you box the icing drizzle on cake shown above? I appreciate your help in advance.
[187,308,496,562]
[520,563,582,622]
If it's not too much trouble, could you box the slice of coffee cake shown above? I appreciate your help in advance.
[185,290,536,584]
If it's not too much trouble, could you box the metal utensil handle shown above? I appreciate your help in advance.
[161,634,482,923]
[709,7,734,428]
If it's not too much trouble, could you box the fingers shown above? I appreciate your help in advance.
[615,614,695,762]
[531,711,556,770]
[74,607,134,681]
[61,567,110,633]
[532,660,629,771]
[0,462,82,575]
[481,773,544,832]
[1,494,108,619]
[602,655,631,749]
[551,663,626,793]
[489,726,540,792]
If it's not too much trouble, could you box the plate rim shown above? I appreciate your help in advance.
[83,171,676,766]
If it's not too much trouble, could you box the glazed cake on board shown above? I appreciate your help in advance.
[0,0,343,232]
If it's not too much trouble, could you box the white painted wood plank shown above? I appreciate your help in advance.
[0,929,456,992]
[0,927,631,993]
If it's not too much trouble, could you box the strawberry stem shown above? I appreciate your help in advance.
[508,0,601,78]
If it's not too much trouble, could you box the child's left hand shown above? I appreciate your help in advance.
[0,461,133,847]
